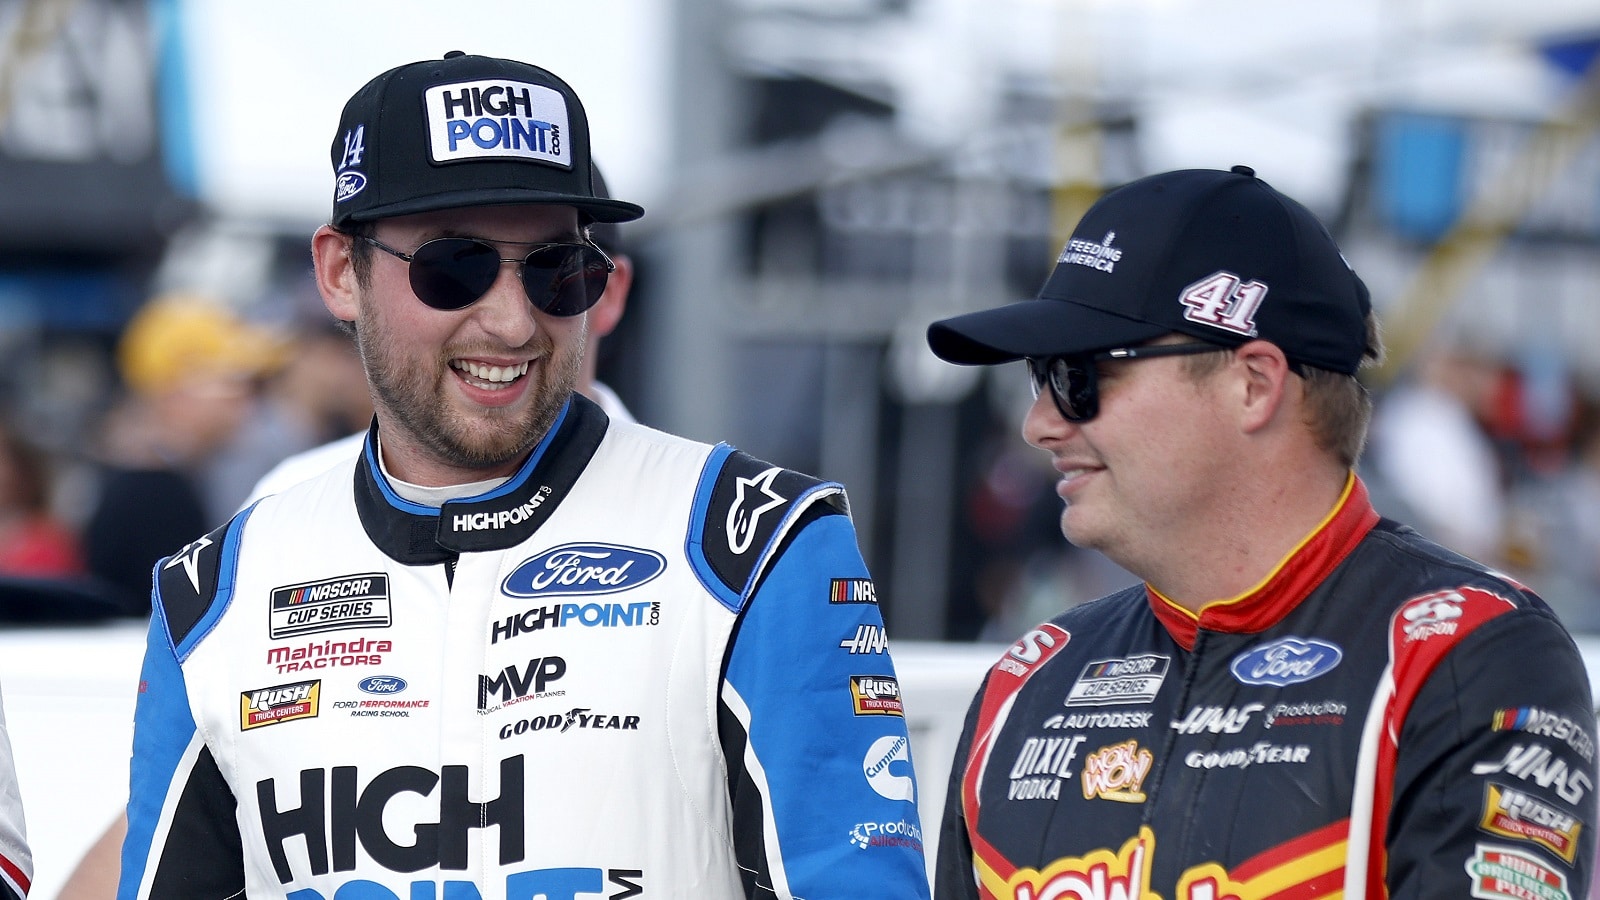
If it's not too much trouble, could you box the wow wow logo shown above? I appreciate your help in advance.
[1081,740,1153,803]
[1003,828,1156,900]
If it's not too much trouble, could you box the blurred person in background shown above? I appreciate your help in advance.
[117,51,930,899]
[1364,335,1508,565]
[926,166,1594,898]
[0,419,83,578]
[1526,395,1600,632]
[79,295,288,613]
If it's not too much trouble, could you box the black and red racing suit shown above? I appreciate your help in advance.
[938,476,1596,900]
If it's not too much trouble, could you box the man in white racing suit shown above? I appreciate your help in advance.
[117,51,930,900]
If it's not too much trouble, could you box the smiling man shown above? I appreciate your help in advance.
[926,166,1595,900]
[117,52,930,900]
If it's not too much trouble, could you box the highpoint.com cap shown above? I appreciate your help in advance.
[926,165,1374,374]
[329,51,644,228]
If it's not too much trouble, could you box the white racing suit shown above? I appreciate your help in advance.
[119,394,931,899]
[0,686,28,899]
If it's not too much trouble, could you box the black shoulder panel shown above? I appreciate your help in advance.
[154,517,238,652]
[697,449,842,599]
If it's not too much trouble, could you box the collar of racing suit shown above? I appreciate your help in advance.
[1147,473,1380,650]
[353,392,609,565]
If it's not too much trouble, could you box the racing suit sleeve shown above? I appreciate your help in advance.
[720,505,932,899]
[1386,606,1596,898]
[0,682,31,899]
[118,613,243,900]
[934,686,983,900]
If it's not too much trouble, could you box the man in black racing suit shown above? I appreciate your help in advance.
[924,165,1596,900]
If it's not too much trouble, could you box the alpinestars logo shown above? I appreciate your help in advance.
[163,535,213,593]
[727,466,786,555]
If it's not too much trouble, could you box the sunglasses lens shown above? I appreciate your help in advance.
[521,245,610,317]
[1028,357,1095,422]
[409,239,501,310]
[1053,358,1096,422]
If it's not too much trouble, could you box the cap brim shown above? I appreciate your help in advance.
[347,189,644,224]
[926,298,1169,365]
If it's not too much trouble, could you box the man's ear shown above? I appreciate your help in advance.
[1234,340,1292,433]
[312,225,360,324]
[588,253,633,340]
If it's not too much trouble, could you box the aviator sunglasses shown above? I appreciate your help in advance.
[357,233,615,316]
[1027,342,1223,423]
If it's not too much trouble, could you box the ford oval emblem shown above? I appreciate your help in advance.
[1229,637,1342,687]
[335,171,367,202]
[358,675,407,694]
[502,543,666,598]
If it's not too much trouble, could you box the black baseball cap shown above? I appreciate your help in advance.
[587,165,623,254]
[329,51,644,228]
[927,165,1374,374]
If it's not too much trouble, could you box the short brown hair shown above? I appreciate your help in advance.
[340,220,377,290]
[1178,314,1385,467]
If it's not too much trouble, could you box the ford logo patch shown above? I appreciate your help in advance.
[1230,637,1342,687]
[358,675,407,694]
[502,543,666,598]
[335,171,367,202]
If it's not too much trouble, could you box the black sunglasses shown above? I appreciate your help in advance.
[1026,343,1224,422]
[358,234,615,316]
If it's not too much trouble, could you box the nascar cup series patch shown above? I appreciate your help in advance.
[424,79,571,167]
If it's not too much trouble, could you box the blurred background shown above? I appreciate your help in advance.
[1,0,1597,639]
[3,0,1600,892]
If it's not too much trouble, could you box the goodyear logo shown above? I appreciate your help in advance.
[424,79,571,167]
[241,680,321,730]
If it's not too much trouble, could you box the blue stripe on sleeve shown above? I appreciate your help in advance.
[119,613,200,900]
[723,512,932,899]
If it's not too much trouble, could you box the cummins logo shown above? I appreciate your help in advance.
[862,734,915,802]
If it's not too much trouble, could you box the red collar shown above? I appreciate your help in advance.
[1149,475,1379,651]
